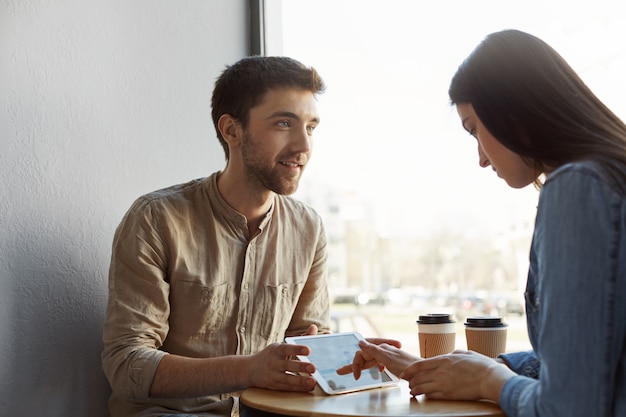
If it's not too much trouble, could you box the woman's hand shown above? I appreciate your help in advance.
[401,350,516,402]
[336,339,418,379]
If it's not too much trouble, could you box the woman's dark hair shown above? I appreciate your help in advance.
[449,29,626,188]
[211,56,326,160]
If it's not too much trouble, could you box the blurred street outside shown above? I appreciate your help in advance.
[331,304,531,357]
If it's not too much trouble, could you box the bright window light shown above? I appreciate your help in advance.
[265,0,626,352]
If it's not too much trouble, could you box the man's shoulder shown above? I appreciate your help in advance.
[275,195,322,223]
[140,178,206,200]
[126,176,213,217]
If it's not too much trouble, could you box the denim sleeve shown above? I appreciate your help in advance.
[500,375,538,417]
[499,351,539,379]
[499,165,624,417]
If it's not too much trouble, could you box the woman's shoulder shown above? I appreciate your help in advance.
[549,160,608,177]
[546,160,626,195]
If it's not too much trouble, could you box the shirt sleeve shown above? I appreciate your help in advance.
[499,350,540,379]
[500,166,622,417]
[101,197,170,400]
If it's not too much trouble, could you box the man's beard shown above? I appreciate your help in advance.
[241,131,303,195]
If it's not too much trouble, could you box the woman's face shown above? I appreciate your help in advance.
[456,103,539,189]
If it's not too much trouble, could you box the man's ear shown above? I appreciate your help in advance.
[217,114,242,148]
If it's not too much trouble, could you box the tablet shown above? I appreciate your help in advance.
[284,332,399,395]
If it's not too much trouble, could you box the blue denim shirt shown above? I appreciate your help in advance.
[499,161,626,417]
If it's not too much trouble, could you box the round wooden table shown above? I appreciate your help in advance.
[239,379,504,417]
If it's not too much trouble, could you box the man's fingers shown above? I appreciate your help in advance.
[290,359,316,375]
[304,324,319,335]
[280,342,311,357]
[268,372,317,392]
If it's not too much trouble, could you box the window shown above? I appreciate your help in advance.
[264,0,626,354]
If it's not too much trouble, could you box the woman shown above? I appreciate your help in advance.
[338,29,626,416]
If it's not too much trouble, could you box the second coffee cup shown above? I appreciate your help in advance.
[416,313,457,358]
[464,316,508,358]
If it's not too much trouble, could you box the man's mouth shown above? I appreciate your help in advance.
[280,160,306,170]
[281,161,301,167]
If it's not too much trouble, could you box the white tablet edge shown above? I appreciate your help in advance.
[284,332,399,395]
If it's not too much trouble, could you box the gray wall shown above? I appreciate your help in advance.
[1,1,249,415]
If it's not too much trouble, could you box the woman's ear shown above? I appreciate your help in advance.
[217,114,242,148]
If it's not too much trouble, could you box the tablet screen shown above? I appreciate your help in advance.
[285,332,398,395]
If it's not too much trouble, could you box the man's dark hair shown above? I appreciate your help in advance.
[211,56,326,160]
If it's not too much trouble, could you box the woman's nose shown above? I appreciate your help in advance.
[478,145,490,168]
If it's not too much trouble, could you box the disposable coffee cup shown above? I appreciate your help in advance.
[464,316,508,358]
[416,313,457,358]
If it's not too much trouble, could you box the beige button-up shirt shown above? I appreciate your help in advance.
[102,172,330,417]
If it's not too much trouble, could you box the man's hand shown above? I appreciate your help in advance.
[247,342,318,392]
[301,323,330,335]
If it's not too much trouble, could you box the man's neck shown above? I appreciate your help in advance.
[216,169,275,233]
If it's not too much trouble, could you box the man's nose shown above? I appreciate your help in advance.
[293,127,312,153]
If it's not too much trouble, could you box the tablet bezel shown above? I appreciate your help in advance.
[284,331,399,395]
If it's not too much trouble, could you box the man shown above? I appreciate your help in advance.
[102,56,331,417]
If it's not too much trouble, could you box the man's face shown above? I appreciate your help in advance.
[241,88,320,195]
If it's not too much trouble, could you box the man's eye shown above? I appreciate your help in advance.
[469,128,477,138]
[278,120,290,127]
[306,125,316,134]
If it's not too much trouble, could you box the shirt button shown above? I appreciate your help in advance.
[243,282,249,290]
[240,326,246,333]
